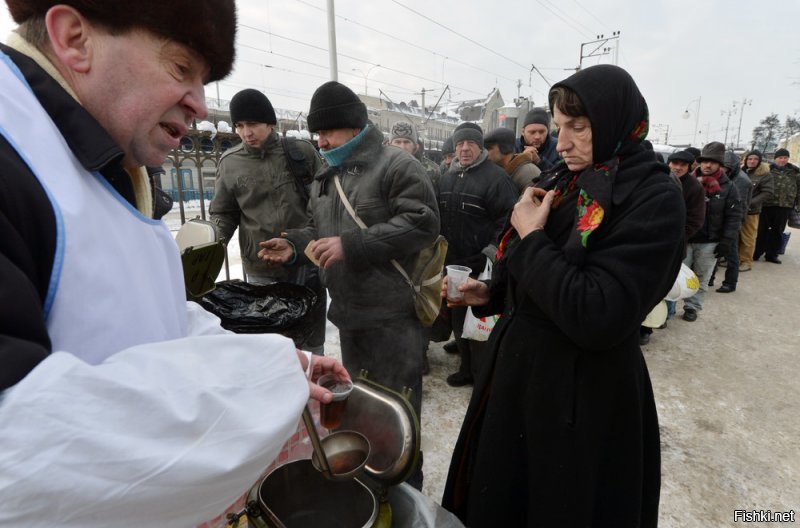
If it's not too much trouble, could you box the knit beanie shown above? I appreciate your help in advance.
[390,121,418,143]
[684,147,701,161]
[667,150,695,165]
[7,0,236,82]
[483,127,516,155]
[775,148,790,158]
[453,122,483,145]
[696,141,726,164]
[522,108,551,129]
[442,136,455,155]
[229,89,277,125]
[307,81,368,132]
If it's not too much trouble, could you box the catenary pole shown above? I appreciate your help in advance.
[327,0,338,81]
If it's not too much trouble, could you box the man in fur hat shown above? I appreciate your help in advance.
[682,142,741,321]
[0,3,347,525]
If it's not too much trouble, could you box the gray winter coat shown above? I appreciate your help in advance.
[210,130,322,279]
[285,126,440,330]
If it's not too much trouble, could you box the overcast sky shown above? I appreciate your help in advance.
[3,0,799,149]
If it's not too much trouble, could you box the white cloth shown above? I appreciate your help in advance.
[0,51,187,365]
[0,333,308,527]
[0,51,311,526]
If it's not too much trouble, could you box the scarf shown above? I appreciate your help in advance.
[320,125,370,167]
[496,65,649,262]
[697,167,722,195]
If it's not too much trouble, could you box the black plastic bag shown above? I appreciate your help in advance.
[200,280,317,344]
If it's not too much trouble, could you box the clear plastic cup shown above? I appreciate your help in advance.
[446,265,472,301]
[318,374,354,430]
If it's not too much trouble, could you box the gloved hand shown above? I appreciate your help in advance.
[714,240,731,259]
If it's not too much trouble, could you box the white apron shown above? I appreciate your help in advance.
[0,51,187,364]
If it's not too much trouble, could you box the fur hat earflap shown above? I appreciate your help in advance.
[6,0,237,82]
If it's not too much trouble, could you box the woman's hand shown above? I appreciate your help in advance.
[441,276,491,308]
[511,187,555,239]
[296,351,351,403]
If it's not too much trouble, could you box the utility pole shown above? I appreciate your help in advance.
[578,31,620,70]
[722,103,737,147]
[735,98,753,149]
[326,0,338,81]
[416,87,437,115]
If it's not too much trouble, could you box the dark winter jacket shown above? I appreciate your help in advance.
[444,149,685,527]
[0,44,152,390]
[515,132,560,171]
[688,168,742,245]
[210,131,322,279]
[284,126,439,330]
[744,160,775,214]
[764,162,800,209]
[438,150,518,274]
[443,64,685,528]
[680,172,706,239]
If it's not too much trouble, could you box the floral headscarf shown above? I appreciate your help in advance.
[496,65,650,262]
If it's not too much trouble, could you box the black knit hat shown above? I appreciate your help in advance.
[484,127,516,155]
[229,89,277,125]
[7,0,236,82]
[775,148,790,158]
[453,122,483,146]
[697,142,726,164]
[442,136,455,155]
[684,147,701,160]
[522,108,551,129]
[306,81,368,132]
[667,150,695,165]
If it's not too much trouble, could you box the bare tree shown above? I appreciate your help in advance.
[751,113,781,152]
[783,115,800,139]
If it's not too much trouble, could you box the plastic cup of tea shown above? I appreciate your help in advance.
[446,265,472,301]
[318,374,354,430]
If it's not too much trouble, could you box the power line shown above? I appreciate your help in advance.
[294,0,519,84]
[389,0,531,72]
[540,0,595,37]
[239,24,488,97]
[571,0,612,32]
[534,0,593,39]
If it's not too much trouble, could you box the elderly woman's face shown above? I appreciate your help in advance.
[553,107,593,172]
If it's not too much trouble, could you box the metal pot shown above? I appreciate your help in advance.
[245,459,378,528]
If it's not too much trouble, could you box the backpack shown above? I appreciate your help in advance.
[281,136,316,204]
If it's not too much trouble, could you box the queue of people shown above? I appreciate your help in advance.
[2,1,798,527]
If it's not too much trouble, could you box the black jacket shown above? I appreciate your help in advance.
[443,149,685,527]
[687,169,742,245]
[285,126,440,330]
[438,150,518,274]
[0,44,144,390]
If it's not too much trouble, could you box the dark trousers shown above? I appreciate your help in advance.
[709,245,740,288]
[755,206,792,260]
[339,319,425,489]
[450,306,489,381]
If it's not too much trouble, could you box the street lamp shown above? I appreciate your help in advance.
[683,97,702,147]
[735,98,753,149]
[352,64,380,96]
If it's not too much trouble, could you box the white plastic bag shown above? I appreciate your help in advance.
[461,259,499,342]
[665,263,700,302]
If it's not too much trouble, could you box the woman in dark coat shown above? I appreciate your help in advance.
[442,65,686,527]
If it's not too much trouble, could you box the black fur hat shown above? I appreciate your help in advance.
[483,127,516,155]
[6,0,237,82]
[307,81,368,132]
